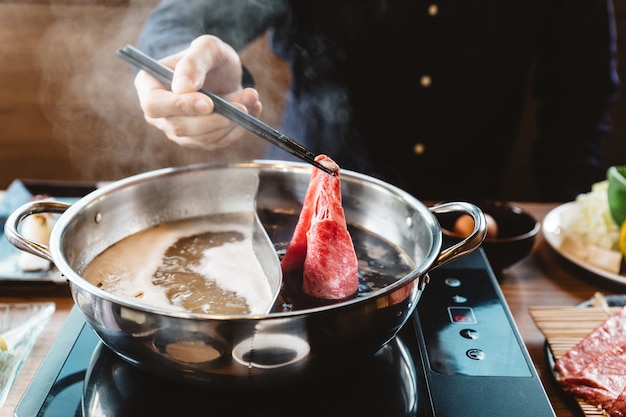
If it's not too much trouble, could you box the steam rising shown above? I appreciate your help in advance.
[33,0,288,183]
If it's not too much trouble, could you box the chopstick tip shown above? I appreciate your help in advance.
[311,160,337,176]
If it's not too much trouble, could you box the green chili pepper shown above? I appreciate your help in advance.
[607,165,626,227]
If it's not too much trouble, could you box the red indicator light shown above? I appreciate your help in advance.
[447,307,477,324]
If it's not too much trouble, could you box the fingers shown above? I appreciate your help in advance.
[159,121,247,150]
[236,88,263,117]
[138,85,214,119]
[170,35,243,95]
[132,35,262,150]
[138,85,261,121]
[156,107,252,150]
[142,87,263,149]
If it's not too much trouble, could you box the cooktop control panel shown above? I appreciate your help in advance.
[418,267,530,377]
[414,248,556,417]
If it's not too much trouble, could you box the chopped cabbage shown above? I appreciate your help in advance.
[561,181,620,251]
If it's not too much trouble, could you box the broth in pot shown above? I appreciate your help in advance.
[83,209,416,315]
[83,212,275,315]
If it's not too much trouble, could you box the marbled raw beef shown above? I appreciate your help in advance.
[281,155,359,300]
[556,306,626,416]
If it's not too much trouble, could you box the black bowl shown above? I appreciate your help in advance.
[439,200,540,271]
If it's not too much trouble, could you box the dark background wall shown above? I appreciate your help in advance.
[503,0,626,200]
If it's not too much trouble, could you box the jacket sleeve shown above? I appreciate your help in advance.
[136,0,289,59]
[531,0,620,201]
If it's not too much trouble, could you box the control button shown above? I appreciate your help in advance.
[460,328,479,339]
[452,295,467,303]
[447,306,477,324]
[444,277,461,288]
[466,349,485,360]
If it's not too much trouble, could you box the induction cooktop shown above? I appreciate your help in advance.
[16,249,556,417]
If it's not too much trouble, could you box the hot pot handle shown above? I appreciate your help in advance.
[4,200,71,263]
[429,201,487,270]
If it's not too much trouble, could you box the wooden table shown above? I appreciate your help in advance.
[1,202,622,417]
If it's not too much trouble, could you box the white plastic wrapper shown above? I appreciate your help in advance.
[17,213,55,272]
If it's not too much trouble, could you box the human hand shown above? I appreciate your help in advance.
[134,35,263,149]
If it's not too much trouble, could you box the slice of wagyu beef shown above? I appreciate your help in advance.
[281,155,359,300]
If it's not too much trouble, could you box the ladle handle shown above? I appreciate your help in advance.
[4,200,71,263]
[429,201,487,270]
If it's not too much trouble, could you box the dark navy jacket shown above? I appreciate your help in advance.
[138,0,620,202]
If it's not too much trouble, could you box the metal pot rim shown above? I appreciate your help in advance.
[49,160,439,319]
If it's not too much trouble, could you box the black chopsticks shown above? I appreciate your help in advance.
[116,45,335,176]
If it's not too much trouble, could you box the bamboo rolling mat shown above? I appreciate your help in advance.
[530,295,624,417]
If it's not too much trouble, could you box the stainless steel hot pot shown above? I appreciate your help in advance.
[5,161,486,388]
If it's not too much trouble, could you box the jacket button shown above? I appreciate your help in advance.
[413,143,426,155]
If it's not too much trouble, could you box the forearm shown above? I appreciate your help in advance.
[137,0,288,59]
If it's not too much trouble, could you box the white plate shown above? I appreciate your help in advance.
[542,202,625,285]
